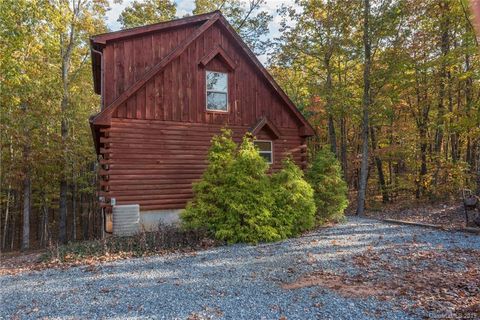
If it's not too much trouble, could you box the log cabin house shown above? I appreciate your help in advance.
[89,11,314,230]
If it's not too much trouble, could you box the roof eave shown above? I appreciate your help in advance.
[90,11,220,45]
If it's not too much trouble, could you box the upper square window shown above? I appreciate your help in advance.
[206,71,228,112]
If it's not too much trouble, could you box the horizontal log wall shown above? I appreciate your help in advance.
[98,20,309,212]
[99,119,306,211]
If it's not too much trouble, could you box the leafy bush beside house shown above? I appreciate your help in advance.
[181,130,279,243]
[214,136,279,243]
[307,147,349,223]
[180,129,237,232]
[271,158,316,237]
[181,130,316,244]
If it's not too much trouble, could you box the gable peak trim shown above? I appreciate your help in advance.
[199,45,237,70]
[250,116,281,139]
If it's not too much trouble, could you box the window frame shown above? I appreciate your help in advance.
[205,70,229,113]
[254,140,273,164]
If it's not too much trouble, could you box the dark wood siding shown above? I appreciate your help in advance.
[108,23,300,128]
[100,119,305,210]
[103,23,202,109]
[97,20,309,211]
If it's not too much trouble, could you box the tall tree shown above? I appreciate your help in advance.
[49,0,108,243]
[356,0,371,216]
[118,0,176,29]
[0,0,53,250]
[21,102,31,250]
[273,0,360,159]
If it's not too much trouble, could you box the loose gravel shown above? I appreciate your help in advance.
[1,217,479,320]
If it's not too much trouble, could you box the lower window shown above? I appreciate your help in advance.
[254,140,273,164]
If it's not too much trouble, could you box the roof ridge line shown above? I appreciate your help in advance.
[91,10,220,45]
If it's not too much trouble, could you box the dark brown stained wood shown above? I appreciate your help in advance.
[97,120,303,210]
[91,13,314,134]
[199,45,236,70]
[89,12,315,212]
[250,116,281,139]
[92,15,220,126]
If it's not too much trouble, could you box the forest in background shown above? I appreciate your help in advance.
[271,0,480,209]
[1,0,479,251]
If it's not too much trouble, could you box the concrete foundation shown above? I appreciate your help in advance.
[139,209,183,231]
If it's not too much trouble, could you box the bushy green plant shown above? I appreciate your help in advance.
[271,157,316,237]
[214,135,279,243]
[181,129,237,231]
[182,132,279,244]
[307,147,348,223]
[182,130,320,244]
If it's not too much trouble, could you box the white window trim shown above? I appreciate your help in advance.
[206,70,229,112]
[254,140,273,164]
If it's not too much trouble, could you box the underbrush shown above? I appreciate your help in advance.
[41,224,213,264]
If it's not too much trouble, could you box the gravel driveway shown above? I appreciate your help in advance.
[1,217,479,320]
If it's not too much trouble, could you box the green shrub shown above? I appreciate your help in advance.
[213,135,279,243]
[181,131,279,244]
[307,147,348,223]
[182,130,317,244]
[181,129,237,232]
[271,157,316,237]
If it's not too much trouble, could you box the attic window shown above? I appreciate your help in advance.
[254,140,273,164]
[206,71,228,112]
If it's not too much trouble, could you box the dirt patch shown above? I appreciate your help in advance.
[283,246,480,318]
[282,271,387,298]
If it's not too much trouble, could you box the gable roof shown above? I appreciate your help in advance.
[199,45,237,70]
[250,116,281,139]
[89,11,314,137]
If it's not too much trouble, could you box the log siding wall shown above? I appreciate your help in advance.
[95,19,309,211]
[100,120,306,210]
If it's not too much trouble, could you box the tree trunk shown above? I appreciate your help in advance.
[340,115,348,178]
[22,102,31,251]
[72,181,77,241]
[59,179,68,243]
[328,115,337,156]
[325,54,337,156]
[11,205,16,250]
[40,199,49,247]
[477,140,480,196]
[434,1,450,154]
[370,126,389,203]
[417,124,428,198]
[465,36,474,170]
[356,0,371,216]
[59,26,74,243]
[2,186,11,251]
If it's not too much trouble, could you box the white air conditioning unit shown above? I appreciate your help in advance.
[112,204,140,236]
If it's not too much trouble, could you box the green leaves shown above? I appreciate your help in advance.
[1,0,108,240]
[193,0,272,55]
[307,147,348,223]
[271,157,316,238]
[118,0,176,29]
[181,130,316,244]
